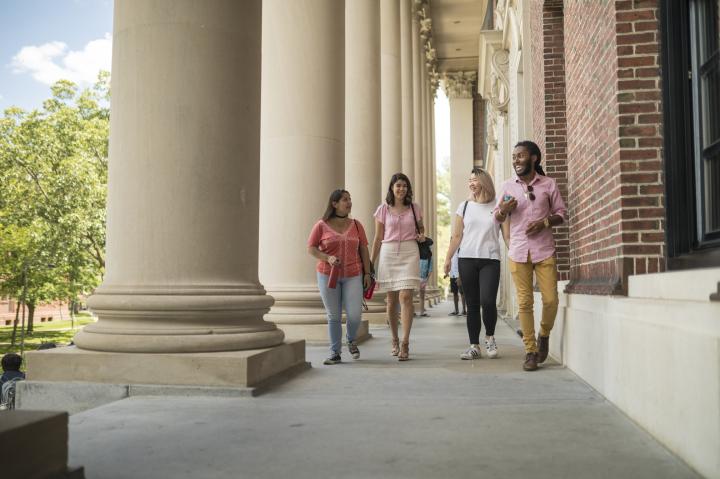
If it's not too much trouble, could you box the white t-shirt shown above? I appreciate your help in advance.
[455,199,501,260]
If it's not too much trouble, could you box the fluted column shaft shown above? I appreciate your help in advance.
[411,14,423,190]
[78,0,283,353]
[346,0,381,231]
[381,0,402,183]
[400,0,414,177]
[260,0,348,333]
[345,0,387,322]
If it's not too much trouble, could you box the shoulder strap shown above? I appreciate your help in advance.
[410,203,420,234]
[462,201,469,218]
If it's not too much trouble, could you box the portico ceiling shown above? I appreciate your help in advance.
[430,0,488,72]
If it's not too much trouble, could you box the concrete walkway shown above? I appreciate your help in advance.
[68,301,699,479]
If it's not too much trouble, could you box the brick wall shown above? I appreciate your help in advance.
[560,0,665,294]
[530,0,570,281]
[614,0,665,277]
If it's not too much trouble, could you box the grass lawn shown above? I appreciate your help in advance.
[0,313,96,355]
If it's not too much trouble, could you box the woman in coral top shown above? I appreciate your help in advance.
[370,173,425,361]
[307,189,372,365]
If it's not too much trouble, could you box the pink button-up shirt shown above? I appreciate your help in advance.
[495,174,568,264]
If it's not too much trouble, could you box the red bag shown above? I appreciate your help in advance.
[363,276,376,300]
[328,263,340,289]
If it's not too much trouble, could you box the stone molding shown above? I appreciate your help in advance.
[478,30,509,112]
[414,0,440,95]
[442,71,477,99]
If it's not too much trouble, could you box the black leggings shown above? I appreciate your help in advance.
[458,258,500,343]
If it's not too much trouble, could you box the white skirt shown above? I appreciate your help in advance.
[376,240,421,292]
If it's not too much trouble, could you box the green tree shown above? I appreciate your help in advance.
[0,73,109,338]
[435,156,452,290]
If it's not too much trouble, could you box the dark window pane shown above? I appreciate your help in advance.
[706,152,720,233]
[701,62,719,147]
[698,0,719,61]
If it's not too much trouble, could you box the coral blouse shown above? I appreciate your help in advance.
[307,219,369,278]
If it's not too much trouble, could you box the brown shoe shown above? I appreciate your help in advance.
[391,338,400,357]
[398,341,410,361]
[523,352,538,371]
[537,334,549,363]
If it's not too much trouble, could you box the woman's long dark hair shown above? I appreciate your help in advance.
[385,173,414,206]
[515,140,545,176]
[322,189,349,221]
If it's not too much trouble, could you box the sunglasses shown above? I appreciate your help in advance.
[523,184,535,201]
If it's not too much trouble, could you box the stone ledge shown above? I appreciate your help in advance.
[25,340,307,388]
[0,410,84,478]
[18,361,311,414]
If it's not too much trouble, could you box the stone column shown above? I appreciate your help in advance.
[29,0,307,389]
[412,14,423,190]
[419,60,428,222]
[381,0,402,182]
[345,0,387,326]
[260,0,370,343]
[400,0,414,177]
[444,72,477,235]
[429,91,440,298]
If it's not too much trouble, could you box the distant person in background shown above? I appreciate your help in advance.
[416,244,433,317]
[1,353,25,410]
[447,252,466,316]
[1,353,25,386]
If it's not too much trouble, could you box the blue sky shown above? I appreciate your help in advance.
[0,0,113,111]
[0,0,450,164]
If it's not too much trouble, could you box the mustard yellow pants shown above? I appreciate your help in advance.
[509,255,558,353]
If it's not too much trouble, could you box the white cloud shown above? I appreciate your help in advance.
[10,33,111,86]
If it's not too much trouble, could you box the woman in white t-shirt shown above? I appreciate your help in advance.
[443,167,502,360]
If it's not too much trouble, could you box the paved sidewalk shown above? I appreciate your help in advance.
[68,301,700,479]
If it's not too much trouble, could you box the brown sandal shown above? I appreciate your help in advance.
[398,341,409,361]
[391,338,400,356]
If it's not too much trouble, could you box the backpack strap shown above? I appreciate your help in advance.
[462,201,469,218]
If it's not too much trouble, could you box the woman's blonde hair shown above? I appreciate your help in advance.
[468,167,496,203]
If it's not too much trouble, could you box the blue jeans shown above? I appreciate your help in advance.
[317,272,363,355]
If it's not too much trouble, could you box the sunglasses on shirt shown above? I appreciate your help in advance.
[523,185,535,201]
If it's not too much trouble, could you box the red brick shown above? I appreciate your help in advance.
[616,10,655,21]
[618,56,656,67]
[618,79,657,90]
[619,102,656,114]
[619,149,658,160]
[617,32,656,45]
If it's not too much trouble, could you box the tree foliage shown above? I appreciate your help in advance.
[0,73,109,333]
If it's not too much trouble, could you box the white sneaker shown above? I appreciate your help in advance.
[460,345,482,360]
[484,336,498,359]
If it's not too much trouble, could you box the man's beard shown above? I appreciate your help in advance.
[517,163,532,176]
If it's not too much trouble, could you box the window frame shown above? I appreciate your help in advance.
[661,0,720,269]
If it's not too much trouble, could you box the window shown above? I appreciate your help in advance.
[690,0,720,240]
[661,0,720,268]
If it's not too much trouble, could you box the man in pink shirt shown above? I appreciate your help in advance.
[494,140,568,371]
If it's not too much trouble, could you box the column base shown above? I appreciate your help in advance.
[364,311,389,327]
[278,320,371,345]
[25,341,308,390]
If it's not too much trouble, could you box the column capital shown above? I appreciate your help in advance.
[442,71,477,99]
